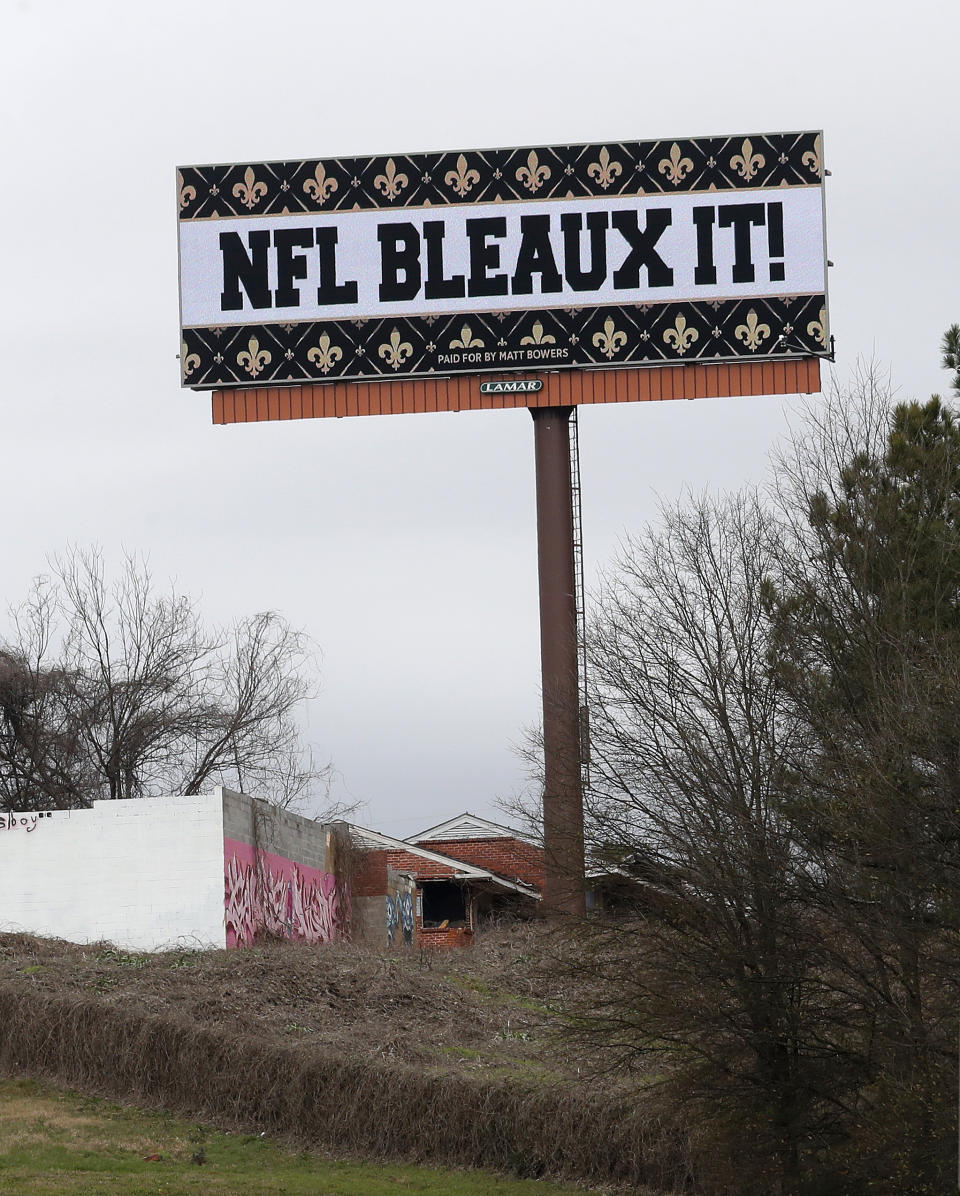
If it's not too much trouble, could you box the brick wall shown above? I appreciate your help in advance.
[419,925,474,949]
[416,837,545,890]
[384,848,457,879]
[354,848,388,896]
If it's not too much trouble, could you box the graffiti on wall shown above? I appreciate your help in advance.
[399,892,414,945]
[0,813,43,833]
[386,891,415,946]
[224,838,346,947]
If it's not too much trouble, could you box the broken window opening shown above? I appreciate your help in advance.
[420,880,468,928]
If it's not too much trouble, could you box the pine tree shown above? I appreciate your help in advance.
[941,323,960,396]
[767,378,960,1190]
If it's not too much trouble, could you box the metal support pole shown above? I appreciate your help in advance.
[530,405,585,915]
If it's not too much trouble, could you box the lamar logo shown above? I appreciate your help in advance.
[480,379,543,395]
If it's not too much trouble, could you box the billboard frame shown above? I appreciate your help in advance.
[178,129,829,391]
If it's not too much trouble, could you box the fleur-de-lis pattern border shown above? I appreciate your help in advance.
[178,131,823,220]
[180,296,828,387]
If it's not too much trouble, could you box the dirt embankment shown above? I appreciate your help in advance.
[0,927,686,1193]
[0,927,569,1078]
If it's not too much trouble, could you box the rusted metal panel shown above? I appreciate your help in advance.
[211,359,821,424]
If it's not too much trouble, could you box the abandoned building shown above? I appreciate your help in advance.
[352,813,543,948]
[1,793,598,951]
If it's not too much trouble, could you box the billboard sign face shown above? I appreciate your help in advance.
[178,132,828,389]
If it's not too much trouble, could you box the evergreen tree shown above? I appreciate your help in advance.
[941,323,960,396]
[768,375,960,1190]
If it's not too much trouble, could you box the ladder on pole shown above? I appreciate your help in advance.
[569,407,590,789]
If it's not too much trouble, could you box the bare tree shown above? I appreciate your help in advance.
[0,549,332,812]
[520,359,959,1191]
[54,549,217,802]
[560,491,845,1186]
[175,610,320,805]
[0,578,93,810]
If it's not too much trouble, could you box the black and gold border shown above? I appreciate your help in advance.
[180,296,829,389]
[178,132,823,221]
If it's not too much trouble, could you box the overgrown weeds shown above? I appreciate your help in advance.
[0,929,689,1192]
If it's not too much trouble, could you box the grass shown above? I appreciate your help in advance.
[0,1077,583,1196]
[448,973,557,1018]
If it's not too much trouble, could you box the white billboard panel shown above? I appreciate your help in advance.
[177,132,828,387]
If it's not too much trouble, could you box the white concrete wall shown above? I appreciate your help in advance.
[0,793,227,952]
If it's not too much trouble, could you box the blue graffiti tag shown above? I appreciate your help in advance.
[399,892,415,945]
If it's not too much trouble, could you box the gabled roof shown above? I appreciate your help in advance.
[349,825,540,900]
[408,811,540,847]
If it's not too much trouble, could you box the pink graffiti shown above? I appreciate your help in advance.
[223,838,345,947]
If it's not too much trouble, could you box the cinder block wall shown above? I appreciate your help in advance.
[353,896,385,943]
[221,788,329,871]
[0,795,226,951]
[220,788,344,947]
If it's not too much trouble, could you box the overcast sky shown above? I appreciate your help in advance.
[2,0,956,837]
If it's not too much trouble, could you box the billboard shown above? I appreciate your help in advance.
[178,131,827,389]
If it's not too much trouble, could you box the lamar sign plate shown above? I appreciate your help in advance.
[480,379,543,395]
[178,131,828,389]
